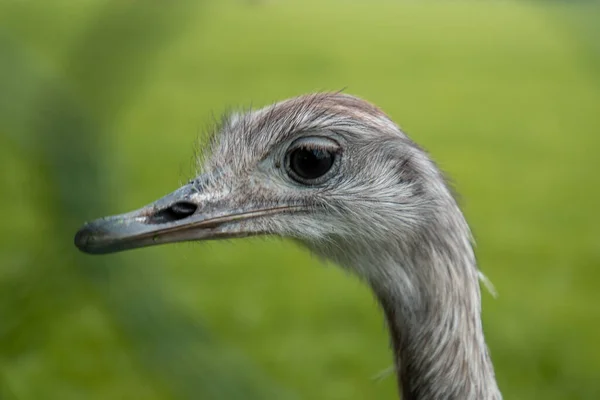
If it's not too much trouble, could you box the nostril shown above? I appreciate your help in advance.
[170,202,197,216]
[148,201,198,224]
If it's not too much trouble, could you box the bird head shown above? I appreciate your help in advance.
[75,93,451,275]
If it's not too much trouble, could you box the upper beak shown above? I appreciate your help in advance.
[74,177,297,255]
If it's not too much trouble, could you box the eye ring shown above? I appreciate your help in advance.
[284,137,341,185]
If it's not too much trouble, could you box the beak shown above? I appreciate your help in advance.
[74,177,297,255]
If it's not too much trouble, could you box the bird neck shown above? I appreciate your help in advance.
[303,189,502,398]
[367,239,502,400]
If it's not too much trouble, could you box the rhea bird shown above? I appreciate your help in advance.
[75,92,501,399]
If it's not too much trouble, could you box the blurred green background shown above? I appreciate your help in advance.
[1,0,599,399]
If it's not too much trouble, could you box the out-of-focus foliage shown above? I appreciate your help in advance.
[0,1,294,399]
[1,0,599,399]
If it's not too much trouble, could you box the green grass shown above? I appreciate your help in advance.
[1,1,599,399]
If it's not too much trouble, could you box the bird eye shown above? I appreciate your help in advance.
[285,137,339,185]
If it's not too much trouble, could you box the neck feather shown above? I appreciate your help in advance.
[374,250,501,400]
[315,212,502,399]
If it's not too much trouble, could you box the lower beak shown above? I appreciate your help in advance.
[74,180,296,255]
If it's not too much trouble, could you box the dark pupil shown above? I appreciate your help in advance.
[290,147,334,180]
